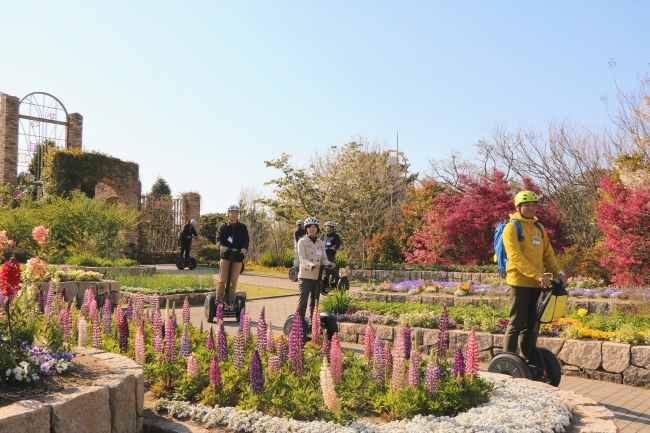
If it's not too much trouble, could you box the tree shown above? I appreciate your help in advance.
[199,212,226,245]
[151,176,172,197]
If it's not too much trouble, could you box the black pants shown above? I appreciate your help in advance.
[297,278,321,321]
[180,240,192,260]
[324,251,339,287]
[504,286,542,359]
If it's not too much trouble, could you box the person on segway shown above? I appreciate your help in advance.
[179,219,198,263]
[502,191,567,359]
[320,221,341,288]
[293,219,305,268]
[215,205,249,305]
[296,217,335,321]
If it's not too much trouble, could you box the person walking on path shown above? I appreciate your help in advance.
[215,205,249,304]
[179,219,198,261]
[320,221,341,288]
[503,190,567,359]
[296,217,335,321]
[292,219,305,268]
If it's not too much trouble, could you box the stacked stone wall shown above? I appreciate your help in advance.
[66,113,83,149]
[183,192,201,258]
[347,269,500,283]
[0,93,19,190]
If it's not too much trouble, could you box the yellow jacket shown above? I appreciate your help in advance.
[503,212,561,288]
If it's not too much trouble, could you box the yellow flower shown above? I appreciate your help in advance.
[577,308,588,317]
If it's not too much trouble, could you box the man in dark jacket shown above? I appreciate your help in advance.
[215,205,250,304]
[292,219,305,268]
[320,221,341,287]
[179,219,198,261]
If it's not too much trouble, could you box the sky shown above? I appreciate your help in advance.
[1,1,649,214]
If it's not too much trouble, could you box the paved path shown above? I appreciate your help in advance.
[162,266,650,432]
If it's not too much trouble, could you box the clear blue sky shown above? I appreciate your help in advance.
[1,1,649,214]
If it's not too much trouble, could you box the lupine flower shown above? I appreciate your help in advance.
[257,307,267,353]
[403,324,412,360]
[206,327,215,351]
[32,225,49,245]
[392,333,406,392]
[92,311,102,349]
[115,305,124,329]
[135,328,146,365]
[150,295,159,320]
[268,354,281,376]
[164,317,176,362]
[363,322,375,360]
[182,297,190,325]
[57,288,66,308]
[37,289,45,314]
[329,333,343,384]
[425,360,441,396]
[44,282,55,317]
[153,309,163,354]
[384,344,393,381]
[217,321,228,362]
[180,325,191,357]
[371,336,385,381]
[242,310,252,341]
[266,322,274,352]
[320,357,340,413]
[465,329,480,377]
[125,299,133,320]
[408,346,422,387]
[233,328,245,369]
[103,298,112,334]
[321,332,331,360]
[78,318,88,346]
[250,350,264,394]
[0,256,21,298]
[276,335,288,364]
[171,302,177,329]
[311,307,322,347]
[187,355,199,378]
[437,305,449,360]
[288,310,305,376]
[135,293,145,324]
[58,309,65,329]
[454,347,465,379]
[209,355,221,386]
[216,304,224,323]
[89,299,98,323]
[119,309,129,351]
[63,303,72,342]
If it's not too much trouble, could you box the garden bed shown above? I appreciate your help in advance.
[59,265,156,276]
[348,269,499,284]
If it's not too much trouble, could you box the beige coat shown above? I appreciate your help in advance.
[297,236,332,280]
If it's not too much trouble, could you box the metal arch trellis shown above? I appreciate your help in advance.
[17,92,69,184]
[139,195,189,253]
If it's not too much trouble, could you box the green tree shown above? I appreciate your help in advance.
[199,212,226,245]
[151,176,172,197]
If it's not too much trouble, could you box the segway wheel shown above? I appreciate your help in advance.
[538,347,562,387]
[487,352,533,380]
[319,313,338,341]
[204,294,216,323]
[234,296,245,322]
[176,257,185,271]
[289,267,299,282]
[188,257,197,270]
[337,276,350,291]
[283,314,309,342]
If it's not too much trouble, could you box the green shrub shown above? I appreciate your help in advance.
[320,288,353,314]
[198,246,221,263]
[283,251,295,268]
[335,253,348,268]
[258,251,277,267]
[65,253,138,267]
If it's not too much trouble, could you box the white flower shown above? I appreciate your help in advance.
[5,369,11,376]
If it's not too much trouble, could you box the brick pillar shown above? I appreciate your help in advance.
[0,93,19,189]
[182,192,201,258]
[67,113,83,150]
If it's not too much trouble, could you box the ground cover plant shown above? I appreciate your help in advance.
[108,272,216,295]
[61,253,139,267]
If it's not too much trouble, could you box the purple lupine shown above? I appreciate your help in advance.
[171,302,178,329]
[392,333,407,392]
[288,309,305,375]
[329,333,343,384]
[437,305,449,360]
[454,347,465,379]
[268,354,280,375]
[180,325,191,357]
[363,322,375,360]
[92,311,102,349]
[58,288,66,308]
[424,360,441,396]
[217,321,228,362]
[371,336,386,381]
[311,307,322,347]
[233,328,245,369]
[408,347,422,387]
[125,299,133,320]
[103,298,112,334]
[277,335,288,364]
[119,309,129,351]
[216,304,224,323]
[250,350,264,395]
[210,355,221,386]
[257,307,267,354]
[37,289,45,314]
[58,309,65,328]
[182,297,190,325]
[384,344,393,380]
[402,324,412,360]
[44,282,55,316]
[321,333,331,360]
[164,317,176,362]
[150,295,159,320]
[206,327,215,351]
[242,310,252,341]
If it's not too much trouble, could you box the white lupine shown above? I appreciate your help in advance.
[78,318,88,346]
[320,358,340,412]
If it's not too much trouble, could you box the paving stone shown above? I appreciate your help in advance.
[602,342,631,373]
[575,405,616,420]
[39,386,111,433]
[558,339,602,370]
[574,418,619,433]
[0,399,50,433]
[556,390,598,406]
[94,372,137,433]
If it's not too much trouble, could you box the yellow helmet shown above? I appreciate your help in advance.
[514,190,538,207]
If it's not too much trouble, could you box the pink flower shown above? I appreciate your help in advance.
[465,328,480,377]
[257,307,267,354]
[0,230,14,252]
[210,355,221,386]
[135,328,146,365]
[32,225,49,246]
[182,297,190,325]
[26,257,47,278]
[363,322,375,360]
[311,308,322,347]
[0,257,21,298]
[329,333,343,384]
[187,355,199,378]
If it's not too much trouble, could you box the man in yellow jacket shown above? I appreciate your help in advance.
[503,190,567,359]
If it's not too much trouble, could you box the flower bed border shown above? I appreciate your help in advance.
[35,280,122,309]
[348,269,499,283]
[56,265,156,277]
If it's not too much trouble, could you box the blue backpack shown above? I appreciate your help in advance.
[494,220,544,276]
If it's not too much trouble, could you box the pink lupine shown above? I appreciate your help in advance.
[288,310,305,376]
[329,333,343,384]
[150,295,159,320]
[233,328,245,369]
[384,343,393,382]
[242,310,252,341]
[371,336,385,381]
[268,354,280,375]
[257,307,267,354]
[391,333,406,392]
[115,305,124,330]
[266,322,274,352]
[408,347,422,387]
[103,298,112,334]
[206,326,215,351]
[80,287,91,319]
[164,317,176,362]
[135,293,145,324]
[321,333,331,360]
[187,355,199,378]
[92,311,102,349]
[135,328,146,365]
[311,307,322,347]
[363,322,375,360]
[182,297,190,325]
[402,324,412,360]
[209,355,221,386]
[153,327,164,355]
[78,317,88,346]
[465,329,480,377]
[180,325,191,357]
[58,309,65,328]
[216,321,228,362]
[89,299,98,323]
[216,304,224,323]
[63,303,72,342]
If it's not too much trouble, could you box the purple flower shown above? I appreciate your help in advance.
[37,289,45,314]
[206,327,215,351]
[321,333,331,360]
[242,310,252,341]
[453,347,465,379]
[92,311,102,349]
[257,307,267,354]
[437,305,449,360]
[164,317,176,362]
[153,310,163,355]
[402,325,411,360]
[119,310,129,351]
[424,360,442,396]
[217,321,228,362]
[234,328,245,369]
[250,350,264,394]
[408,347,421,387]
[216,304,224,323]
[125,299,133,320]
[150,295,159,320]
[180,325,191,357]
[371,336,386,381]
[103,298,112,334]
[289,309,305,375]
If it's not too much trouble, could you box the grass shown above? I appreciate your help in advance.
[108,272,216,295]
[241,263,291,277]
[235,284,296,299]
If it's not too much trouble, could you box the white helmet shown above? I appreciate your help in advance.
[324,221,335,227]
[296,219,304,225]
[303,216,319,228]
[227,204,240,212]
[190,219,197,226]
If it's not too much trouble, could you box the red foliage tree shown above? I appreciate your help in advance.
[594,176,650,287]
[406,169,568,265]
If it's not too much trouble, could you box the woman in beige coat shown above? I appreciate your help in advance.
[296,217,335,321]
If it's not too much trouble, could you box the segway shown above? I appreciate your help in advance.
[204,248,246,323]
[176,256,197,270]
[487,280,567,386]
[284,263,338,341]
[289,266,299,282]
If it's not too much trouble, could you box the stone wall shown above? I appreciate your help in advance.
[0,93,19,189]
[38,280,122,309]
[59,265,155,276]
[347,269,499,283]
[66,113,83,150]
[182,192,201,258]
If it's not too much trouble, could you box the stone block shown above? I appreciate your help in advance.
[59,282,79,302]
[451,330,469,349]
[537,337,565,355]
[109,291,120,306]
[574,418,618,433]
[556,390,598,406]
[631,346,650,368]
[339,333,357,343]
[375,325,394,341]
[601,342,630,373]
[0,400,50,433]
[93,352,140,370]
[574,405,615,420]
[493,334,504,350]
[77,281,96,298]
[585,369,623,384]
[338,323,356,335]
[387,294,406,303]
[412,328,424,345]
[461,273,474,282]
[558,339,602,370]
[475,332,493,351]
[623,364,650,387]
[40,386,111,433]
[110,281,122,292]
[95,281,111,295]
[479,351,493,363]
[132,367,144,417]
[94,372,137,433]
[422,329,439,346]
[421,294,436,305]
